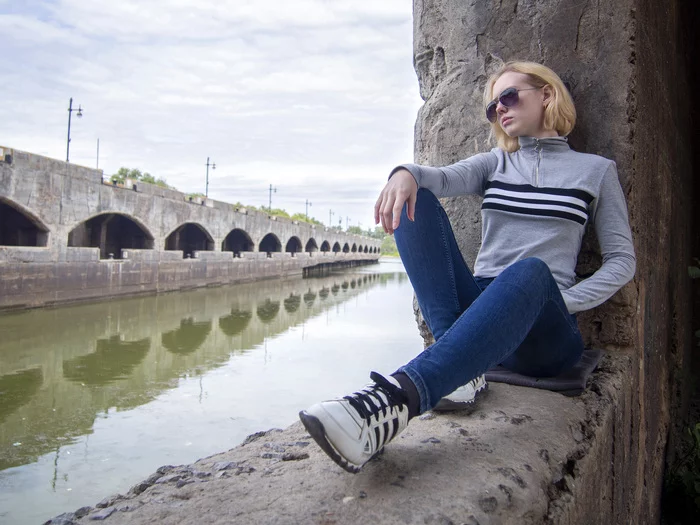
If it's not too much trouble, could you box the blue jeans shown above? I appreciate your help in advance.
[394,189,584,413]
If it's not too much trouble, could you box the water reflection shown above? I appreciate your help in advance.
[0,368,43,423]
[283,293,301,314]
[0,268,392,473]
[218,309,252,337]
[161,320,212,355]
[63,336,151,385]
[256,299,280,323]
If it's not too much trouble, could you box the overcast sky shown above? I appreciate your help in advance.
[1,0,422,230]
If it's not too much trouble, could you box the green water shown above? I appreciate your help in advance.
[0,259,422,524]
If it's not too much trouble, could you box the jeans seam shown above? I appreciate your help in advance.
[435,201,461,318]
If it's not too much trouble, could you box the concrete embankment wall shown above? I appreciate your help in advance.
[0,250,378,311]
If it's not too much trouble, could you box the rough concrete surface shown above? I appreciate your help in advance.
[47,353,631,525]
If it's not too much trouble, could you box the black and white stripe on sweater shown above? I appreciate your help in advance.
[482,180,595,225]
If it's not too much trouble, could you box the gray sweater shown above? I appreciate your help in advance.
[394,136,636,313]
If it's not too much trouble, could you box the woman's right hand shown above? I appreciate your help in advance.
[374,169,418,235]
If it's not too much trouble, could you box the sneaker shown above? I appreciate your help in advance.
[432,375,488,412]
[299,371,410,473]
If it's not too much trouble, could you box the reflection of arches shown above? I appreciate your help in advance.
[165,223,214,258]
[342,243,350,253]
[320,241,331,253]
[222,228,254,256]
[331,284,339,295]
[284,293,301,313]
[303,290,316,307]
[341,281,349,291]
[332,242,341,253]
[0,198,49,247]
[285,236,302,254]
[305,238,318,253]
[259,233,281,254]
[257,299,280,323]
[351,279,356,289]
[218,309,252,337]
[0,367,43,422]
[68,213,154,259]
[63,336,150,385]
[351,243,357,253]
[319,287,329,300]
[162,319,212,355]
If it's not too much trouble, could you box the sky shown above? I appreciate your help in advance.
[0,0,423,230]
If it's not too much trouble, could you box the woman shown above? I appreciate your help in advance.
[299,61,636,473]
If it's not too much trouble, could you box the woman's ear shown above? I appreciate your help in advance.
[542,85,554,106]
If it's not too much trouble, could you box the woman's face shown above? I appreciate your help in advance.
[489,71,556,138]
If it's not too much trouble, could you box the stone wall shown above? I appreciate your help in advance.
[410,0,696,522]
[0,252,376,311]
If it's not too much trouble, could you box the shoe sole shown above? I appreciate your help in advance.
[298,410,361,474]
[432,380,489,412]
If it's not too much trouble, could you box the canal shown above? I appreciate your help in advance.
[0,258,422,524]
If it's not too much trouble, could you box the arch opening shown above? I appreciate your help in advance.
[259,233,282,256]
[305,238,319,253]
[0,198,49,247]
[222,228,254,257]
[68,213,154,259]
[285,236,303,255]
[342,243,350,253]
[165,223,214,259]
[320,240,331,253]
[332,242,341,253]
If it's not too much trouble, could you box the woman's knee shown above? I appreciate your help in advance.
[500,257,552,284]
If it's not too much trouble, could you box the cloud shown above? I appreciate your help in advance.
[1,0,423,229]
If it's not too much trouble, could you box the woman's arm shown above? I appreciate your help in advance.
[375,152,499,234]
[390,151,498,198]
[561,162,637,313]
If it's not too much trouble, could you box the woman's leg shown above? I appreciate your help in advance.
[396,257,584,413]
[393,188,483,341]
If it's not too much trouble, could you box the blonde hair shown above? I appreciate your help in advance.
[483,61,576,152]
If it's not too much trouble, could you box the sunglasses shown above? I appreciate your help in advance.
[485,86,542,123]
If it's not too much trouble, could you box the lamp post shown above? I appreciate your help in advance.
[305,199,312,220]
[66,98,83,163]
[205,157,216,198]
[268,184,277,212]
[329,209,334,227]
[346,216,351,230]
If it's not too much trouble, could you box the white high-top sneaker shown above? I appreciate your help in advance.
[433,375,488,412]
[299,371,410,473]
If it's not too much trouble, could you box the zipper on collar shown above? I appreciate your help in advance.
[534,138,542,187]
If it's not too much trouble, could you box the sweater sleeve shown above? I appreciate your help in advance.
[389,151,499,198]
[561,162,636,313]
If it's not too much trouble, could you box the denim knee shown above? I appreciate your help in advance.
[499,257,552,286]
[413,188,439,214]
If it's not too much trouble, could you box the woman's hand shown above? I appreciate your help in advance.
[374,169,418,234]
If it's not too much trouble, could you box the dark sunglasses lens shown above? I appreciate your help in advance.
[485,102,497,123]
[499,88,519,107]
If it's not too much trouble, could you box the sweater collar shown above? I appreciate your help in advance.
[517,135,570,152]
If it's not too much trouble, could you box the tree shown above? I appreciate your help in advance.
[347,226,363,235]
[110,167,173,189]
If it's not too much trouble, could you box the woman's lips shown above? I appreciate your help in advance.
[501,117,513,126]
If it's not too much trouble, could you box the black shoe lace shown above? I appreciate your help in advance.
[343,371,408,423]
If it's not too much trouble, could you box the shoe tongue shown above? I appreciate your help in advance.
[369,371,407,403]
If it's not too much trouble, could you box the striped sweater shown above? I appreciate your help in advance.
[393,135,636,313]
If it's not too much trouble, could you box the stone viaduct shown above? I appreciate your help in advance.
[0,146,381,310]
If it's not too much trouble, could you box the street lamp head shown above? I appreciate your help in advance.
[212,163,216,170]
[76,106,83,118]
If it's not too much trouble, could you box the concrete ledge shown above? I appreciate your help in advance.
[0,246,54,263]
[52,353,633,525]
